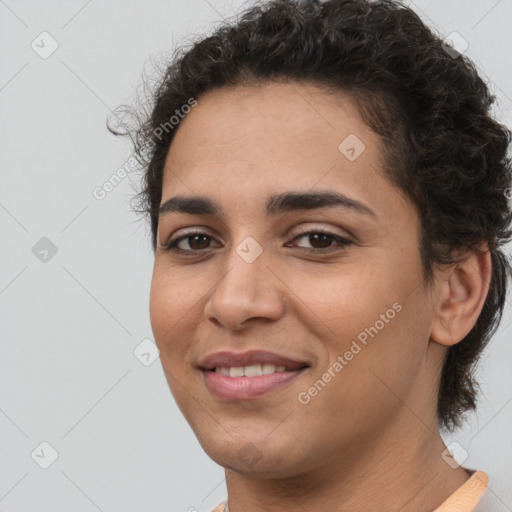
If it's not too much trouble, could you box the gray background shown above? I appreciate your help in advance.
[1,0,511,510]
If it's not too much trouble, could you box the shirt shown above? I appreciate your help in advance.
[211,470,495,512]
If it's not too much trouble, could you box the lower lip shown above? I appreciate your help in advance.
[202,369,307,400]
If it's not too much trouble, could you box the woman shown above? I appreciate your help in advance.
[109,0,511,510]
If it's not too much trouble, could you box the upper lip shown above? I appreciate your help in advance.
[198,350,310,371]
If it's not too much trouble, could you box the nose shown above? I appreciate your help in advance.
[204,249,285,331]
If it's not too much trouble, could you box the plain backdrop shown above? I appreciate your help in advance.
[1,0,511,511]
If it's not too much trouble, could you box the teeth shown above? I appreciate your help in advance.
[262,363,276,375]
[214,364,288,377]
[244,364,262,377]
[229,367,244,377]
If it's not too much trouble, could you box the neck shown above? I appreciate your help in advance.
[223,408,471,512]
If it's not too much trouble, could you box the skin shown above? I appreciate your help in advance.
[149,81,491,511]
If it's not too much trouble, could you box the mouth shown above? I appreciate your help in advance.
[198,350,310,400]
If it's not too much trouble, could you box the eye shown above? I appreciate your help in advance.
[163,231,219,253]
[162,228,353,255]
[288,229,354,253]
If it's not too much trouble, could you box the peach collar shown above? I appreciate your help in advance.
[433,470,489,512]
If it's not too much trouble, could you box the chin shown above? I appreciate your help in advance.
[196,431,311,478]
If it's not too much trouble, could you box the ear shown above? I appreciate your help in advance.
[430,243,492,347]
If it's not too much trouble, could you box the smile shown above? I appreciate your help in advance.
[198,350,310,400]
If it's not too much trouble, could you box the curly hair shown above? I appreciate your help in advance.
[108,0,512,431]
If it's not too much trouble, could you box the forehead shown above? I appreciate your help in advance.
[167,81,375,164]
[160,81,407,220]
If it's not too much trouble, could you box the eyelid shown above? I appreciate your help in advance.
[164,221,352,242]
[287,222,352,240]
[161,225,220,247]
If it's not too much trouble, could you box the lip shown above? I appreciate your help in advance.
[202,369,308,400]
[198,349,311,401]
[198,349,309,371]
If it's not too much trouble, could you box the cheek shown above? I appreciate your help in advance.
[294,261,427,404]
[327,287,431,419]
[284,262,385,345]
[149,267,191,364]
[149,270,202,412]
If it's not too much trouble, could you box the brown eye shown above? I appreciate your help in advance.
[163,229,353,255]
[303,233,334,249]
[182,234,211,250]
[164,231,218,252]
[290,230,353,253]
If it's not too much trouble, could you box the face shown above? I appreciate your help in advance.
[150,81,440,477]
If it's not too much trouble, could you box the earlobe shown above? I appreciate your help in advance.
[430,244,492,347]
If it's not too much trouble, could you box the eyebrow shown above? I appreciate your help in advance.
[158,190,377,219]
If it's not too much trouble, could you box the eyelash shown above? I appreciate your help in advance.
[163,229,354,255]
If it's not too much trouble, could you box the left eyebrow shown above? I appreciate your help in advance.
[158,190,377,219]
